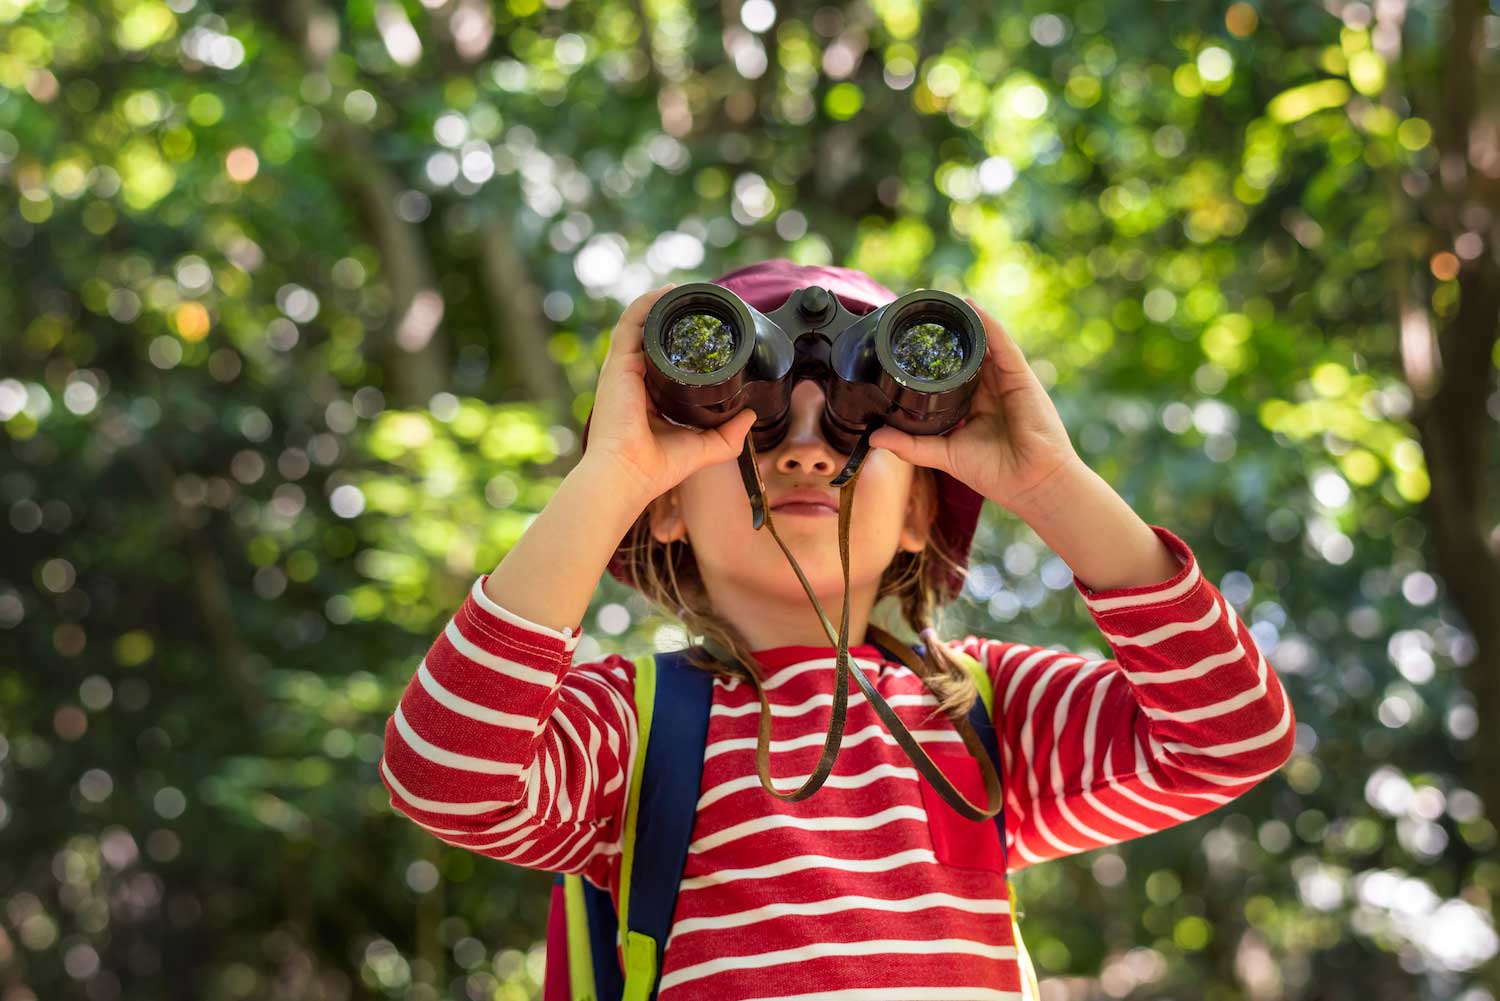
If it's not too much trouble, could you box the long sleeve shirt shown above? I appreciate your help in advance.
[380,524,1296,999]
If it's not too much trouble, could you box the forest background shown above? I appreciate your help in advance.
[1,0,1498,998]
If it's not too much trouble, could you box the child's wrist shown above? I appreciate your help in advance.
[570,454,658,528]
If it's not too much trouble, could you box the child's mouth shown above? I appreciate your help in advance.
[773,503,838,517]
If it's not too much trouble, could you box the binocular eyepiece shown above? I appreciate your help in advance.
[641,282,988,459]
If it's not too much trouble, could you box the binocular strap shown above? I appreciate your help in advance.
[703,432,1004,821]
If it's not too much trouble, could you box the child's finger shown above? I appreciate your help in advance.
[662,408,756,469]
[606,283,677,362]
[868,425,953,476]
[964,295,1029,377]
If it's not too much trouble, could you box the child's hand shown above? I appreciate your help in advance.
[582,283,760,504]
[868,296,1081,513]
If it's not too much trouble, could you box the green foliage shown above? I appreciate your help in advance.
[1,0,1496,998]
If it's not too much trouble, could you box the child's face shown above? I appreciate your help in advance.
[648,379,937,615]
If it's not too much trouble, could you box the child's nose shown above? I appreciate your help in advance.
[769,380,841,478]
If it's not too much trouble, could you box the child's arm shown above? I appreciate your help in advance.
[377,283,757,891]
[951,521,1297,871]
[378,455,650,888]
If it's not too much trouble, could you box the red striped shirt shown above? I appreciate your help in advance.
[381,524,1296,999]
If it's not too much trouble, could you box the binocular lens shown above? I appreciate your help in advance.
[664,312,737,375]
[891,319,966,382]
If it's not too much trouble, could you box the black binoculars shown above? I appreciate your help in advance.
[641,282,988,501]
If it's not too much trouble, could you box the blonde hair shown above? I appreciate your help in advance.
[616,466,981,726]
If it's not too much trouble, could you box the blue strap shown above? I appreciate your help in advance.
[621,648,713,1001]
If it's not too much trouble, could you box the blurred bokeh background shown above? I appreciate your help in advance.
[2,0,1498,998]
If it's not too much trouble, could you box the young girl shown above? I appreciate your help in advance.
[380,259,1297,999]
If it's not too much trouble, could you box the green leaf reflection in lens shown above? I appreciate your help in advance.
[664,312,736,374]
[892,320,965,381]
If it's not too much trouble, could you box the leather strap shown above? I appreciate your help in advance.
[702,429,1004,821]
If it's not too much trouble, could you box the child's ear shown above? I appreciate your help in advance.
[648,488,688,545]
[898,468,939,554]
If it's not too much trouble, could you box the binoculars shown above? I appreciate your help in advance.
[641,282,988,494]
[639,280,1006,816]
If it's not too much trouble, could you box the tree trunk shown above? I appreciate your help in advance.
[476,219,569,413]
[280,0,451,409]
[1406,0,1500,826]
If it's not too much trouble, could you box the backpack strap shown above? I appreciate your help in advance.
[618,648,713,1001]
[553,649,662,1001]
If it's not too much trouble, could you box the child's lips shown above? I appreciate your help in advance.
[772,502,838,517]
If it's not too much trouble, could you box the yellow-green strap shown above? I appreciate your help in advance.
[562,874,597,1001]
[620,930,659,1001]
[953,648,994,718]
[616,653,658,999]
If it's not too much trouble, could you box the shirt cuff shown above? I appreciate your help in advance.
[1072,524,1200,616]
[471,574,583,652]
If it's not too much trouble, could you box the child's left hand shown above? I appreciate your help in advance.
[867,296,1081,514]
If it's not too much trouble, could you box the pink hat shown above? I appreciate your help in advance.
[580,258,984,603]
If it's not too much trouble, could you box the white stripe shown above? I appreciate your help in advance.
[525,754,540,814]
[658,937,1018,993]
[572,671,634,799]
[551,710,592,821]
[667,890,1010,940]
[1160,606,1293,760]
[1001,646,1051,717]
[392,706,522,777]
[1018,652,1083,819]
[1012,827,1046,864]
[1074,675,1157,838]
[416,659,538,732]
[380,757,513,816]
[1046,664,1120,847]
[697,760,919,812]
[570,690,618,804]
[1097,594,1220,648]
[679,847,940,891]
[523,816,600,871]
[705,722,961,763]
[690,804,927,853]
[443,618,559,688]
[381,760,609,868]
[1081,550,1198,613]
[757,655,891,691]
[542,731,560,818]
[1023,654,1089,857]
[1129,641,1246,690]
[712,689,937,719]
[1118,739,1202,820]
[1161,696,1294,764]
[469,574,581,650]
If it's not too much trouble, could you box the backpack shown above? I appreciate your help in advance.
[541,642,1043,1001]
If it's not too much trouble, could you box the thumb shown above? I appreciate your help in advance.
[665,408,757,469]
[719,408,758,456]
[869,425,950,473]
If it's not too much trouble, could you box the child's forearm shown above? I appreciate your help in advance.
[1007,456,1185,593]
[481,456,651,638]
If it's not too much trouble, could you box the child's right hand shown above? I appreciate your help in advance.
[582,283,759,505]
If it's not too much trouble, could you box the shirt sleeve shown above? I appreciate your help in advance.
[378,573,638,892]
[949,524,1297,872]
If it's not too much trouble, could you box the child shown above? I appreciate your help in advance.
[380,259,1297,999]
